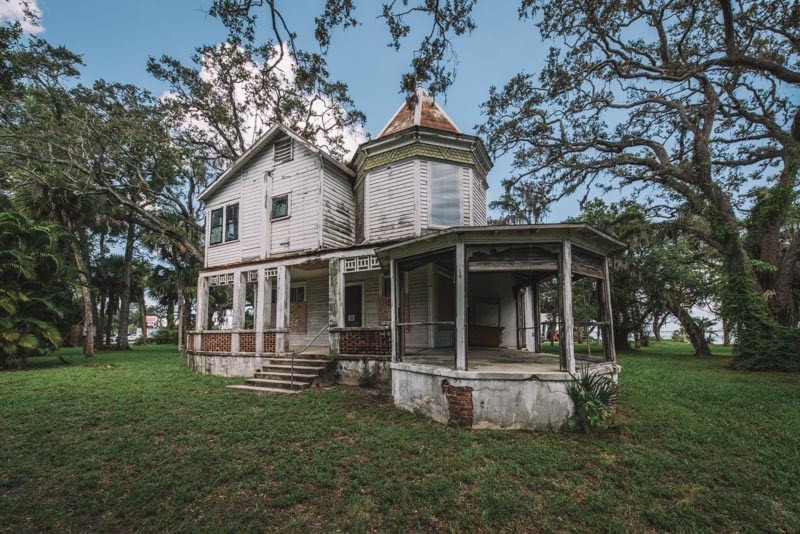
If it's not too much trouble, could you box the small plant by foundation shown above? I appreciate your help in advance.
[566,364,619,432]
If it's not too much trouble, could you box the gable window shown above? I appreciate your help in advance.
[429,162,461,227]
[209,208,223,245]
[274,138,293,163]
[271,193,290,220]
[225,203,239,241]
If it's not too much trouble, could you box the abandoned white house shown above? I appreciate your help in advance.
[187,86,626,429]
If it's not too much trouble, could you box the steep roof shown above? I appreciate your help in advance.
[198,123,355,202]
[377,84,461,138]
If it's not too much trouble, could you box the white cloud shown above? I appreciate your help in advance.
[161,42,366,163]
[0,0,43,33]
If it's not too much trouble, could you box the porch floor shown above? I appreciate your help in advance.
[401,346,604,373]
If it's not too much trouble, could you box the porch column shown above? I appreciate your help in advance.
[455,240,467,371]
[524,284,536,352]
[602,256,617,362]
[533,282,542,352]
[560,240,576,374]
[194,275,209,349]
[231,271,245,352]
[275,265,291,353]
[328,257,344,357]
[390,258,398,363]
[255,267,266,353]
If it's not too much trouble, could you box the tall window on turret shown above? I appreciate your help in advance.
[429,162,461,226]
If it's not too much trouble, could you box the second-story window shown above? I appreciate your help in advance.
[429,162,462,227]
[271,193,290,220]
[225,203,239,241]
[209,208,223,245]
[209,203,238,245]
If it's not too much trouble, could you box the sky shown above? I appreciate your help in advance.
[14,0,589,222]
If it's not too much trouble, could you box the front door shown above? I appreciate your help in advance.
[345,284,363,327]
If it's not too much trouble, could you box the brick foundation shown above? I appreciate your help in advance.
[200,332,232,352]
[441,380,473,427]
[263,332,275,352]
[239,332,256,352]
[340,329,391,355]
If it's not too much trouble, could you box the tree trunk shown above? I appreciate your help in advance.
[641,330,650,347]
[722,317,731,346]
[71,241,94,359]
[97,292,105,347]
[652,313,663,342]
[105,300,114,345]
[176,276,185,351]
[653,284,711,356]
[117,223,135,350]
[139,294,148,342]
[166,300,175,329]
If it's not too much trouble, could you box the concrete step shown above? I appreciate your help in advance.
[245,378,310,390]
[255,371,319,381]
[266,358,334,366]
[225,384,301,394]
[261,364,328,372]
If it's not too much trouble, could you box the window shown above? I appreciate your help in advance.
[274,138,293,163]
[209,203,239,245]
[271,193,290,220]
[270,284,306,303]
[382,277,392,298]
[225,203,239,241]
[345,284,363,327]
[209,208,223,245]
[429,162,461,226]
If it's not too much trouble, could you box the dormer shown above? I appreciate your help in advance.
[351,85,492,245]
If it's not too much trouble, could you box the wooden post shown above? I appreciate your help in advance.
[328,257,344,357]
[524,285,536,352]
[455,241,467,371]
[231,271,245,353]
[390,258,398,363]
[602,256,617,362]
[533,282,542,353]
[275,265,291,353]
[560,240,576,374]
[194,275,208,350]
[255,267,266,353]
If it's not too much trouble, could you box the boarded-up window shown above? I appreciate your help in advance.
[274,138,293,163]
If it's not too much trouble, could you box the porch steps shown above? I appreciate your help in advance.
[225,356,335,395]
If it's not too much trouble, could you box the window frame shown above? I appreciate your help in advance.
[271,193,291,221]
[428,161,463,228]
[225,203,239,242]
[344,282,365,327]
[209,207,224,245]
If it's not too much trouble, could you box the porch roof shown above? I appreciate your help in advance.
[374,223,628,265]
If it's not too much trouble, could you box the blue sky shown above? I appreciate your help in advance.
[29,0,584,220]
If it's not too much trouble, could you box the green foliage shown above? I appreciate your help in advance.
[150,327,179,345]
[565,365,619,432]
[724,271,800,371]
[0,211,70,367]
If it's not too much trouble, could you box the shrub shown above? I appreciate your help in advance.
[566,365,619,432]
[149,328,178,345]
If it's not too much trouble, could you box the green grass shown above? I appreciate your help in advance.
[1,342,798,532]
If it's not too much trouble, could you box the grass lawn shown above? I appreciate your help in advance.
[1,342,798,532]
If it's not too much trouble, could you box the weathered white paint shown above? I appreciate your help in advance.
[364,160,417,243]
[275,265,291,352]
[561,240,575,374]
[321,162,355,248]
[524,285,536,352]
[391,362,620,430]
[455,240,467,370]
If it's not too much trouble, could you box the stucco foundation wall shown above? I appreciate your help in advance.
[336,356,391,384]
[391,362,620,430]
[186,351,277,377]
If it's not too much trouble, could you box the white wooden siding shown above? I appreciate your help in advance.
[269,142,322,254]
[205,170,248,268]
[461,167,471,226]
[419,160,429,229]
[365,160,417,243]
[321,163,355,248]
[472,172,488,226]
[406,266,430,347]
